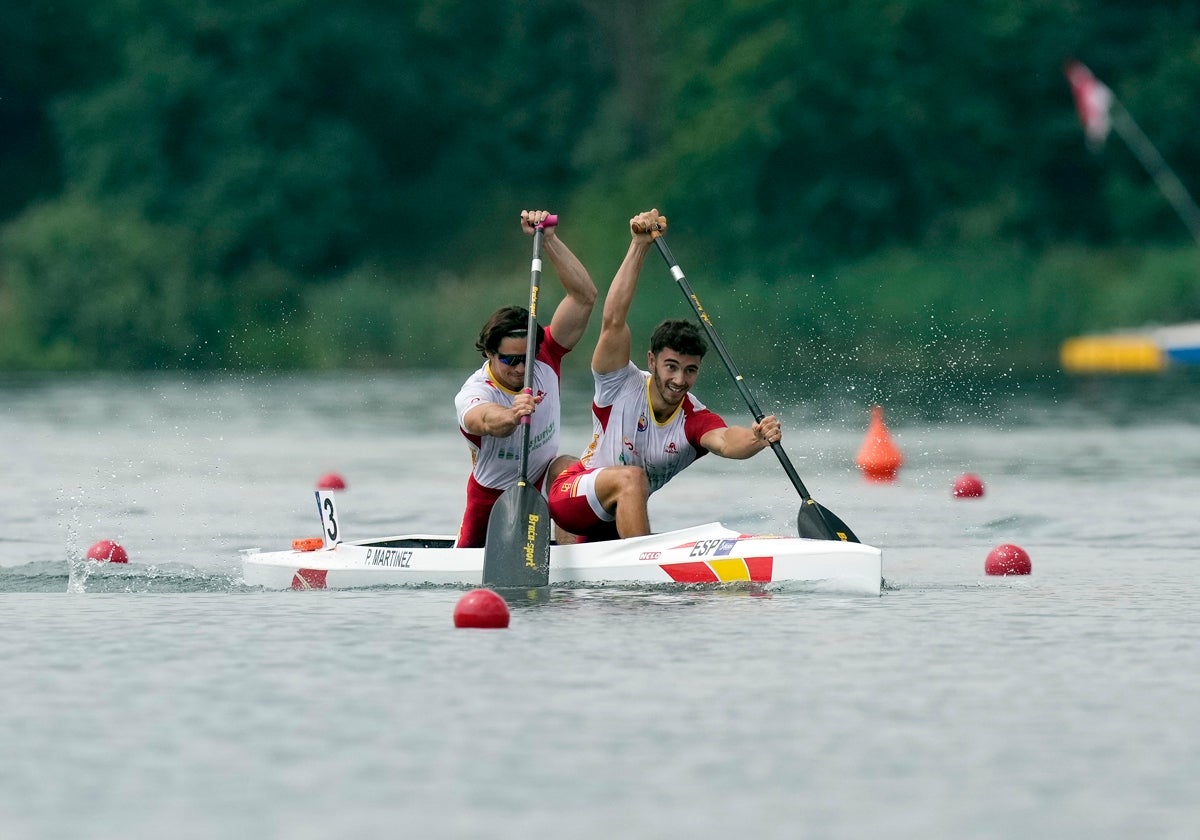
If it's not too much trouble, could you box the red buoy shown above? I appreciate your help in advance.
[315,472,347,491]
[85,540,129,564]
[952,473,986,498]
[453,588,511,628]
[855,405,903,482]
[985,544,1031,576]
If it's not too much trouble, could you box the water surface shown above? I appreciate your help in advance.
[2,372,1198,838]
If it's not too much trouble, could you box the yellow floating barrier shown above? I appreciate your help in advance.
[1059,334,1166,374]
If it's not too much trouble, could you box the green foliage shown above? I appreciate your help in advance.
[1030,243,1200,337]
[0,196,221,368]
[2,0,1200,371]
[0,0,108,219]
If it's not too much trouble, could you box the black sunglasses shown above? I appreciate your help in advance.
[495,353,527,367]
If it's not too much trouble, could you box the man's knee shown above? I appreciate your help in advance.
[547,455,577,484]
[606,466,649,501]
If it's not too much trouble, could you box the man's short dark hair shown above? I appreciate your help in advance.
[649,319,708,357]
[476,306,545,357]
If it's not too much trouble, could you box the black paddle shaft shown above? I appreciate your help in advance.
[513,213,558,481]
[652,234,859,543]
[514,225,545,485]
[652,236,812,494]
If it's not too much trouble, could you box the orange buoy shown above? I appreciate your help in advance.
[85,540,128,564]
[316,472,347,490]
[855,405,903,482]
[453,588,511,628]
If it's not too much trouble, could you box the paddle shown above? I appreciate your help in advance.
[651,230,860,543]
[481,214,558,587]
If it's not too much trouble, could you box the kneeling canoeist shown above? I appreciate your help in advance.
[548,209,781,542]
[453,210,597,548]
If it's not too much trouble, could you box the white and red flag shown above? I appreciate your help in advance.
[1065,60,1113,148]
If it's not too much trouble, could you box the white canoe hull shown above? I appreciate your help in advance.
[241,521,883,595]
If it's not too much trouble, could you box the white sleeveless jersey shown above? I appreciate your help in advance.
[579,362,725,494]
[455,333,567,490]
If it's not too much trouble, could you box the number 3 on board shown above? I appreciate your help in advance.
[315,490,341,548]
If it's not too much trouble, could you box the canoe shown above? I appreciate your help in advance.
[241,524,883,594]
[240,493,883,595]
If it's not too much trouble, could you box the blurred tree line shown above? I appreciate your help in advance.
[1,0,1198,374]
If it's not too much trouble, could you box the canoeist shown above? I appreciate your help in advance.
[453,210,597,548]
[548,209,781,541]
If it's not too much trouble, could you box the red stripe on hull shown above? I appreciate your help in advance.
[292,568,329,590]
[744,556,773,582]
[661,561,720,583]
